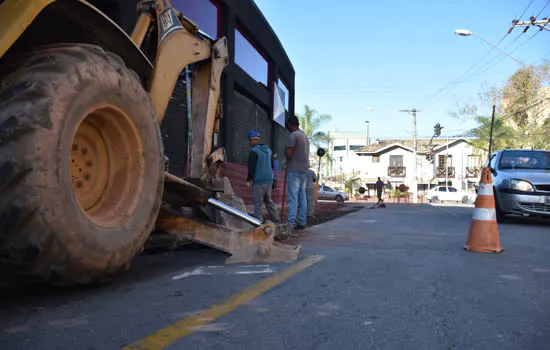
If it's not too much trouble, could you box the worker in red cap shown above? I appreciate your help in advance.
[247,130,280,223]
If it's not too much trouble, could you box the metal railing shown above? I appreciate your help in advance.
[388,166,406,177]
[436,166,455,178]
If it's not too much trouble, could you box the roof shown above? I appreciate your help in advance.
[355,138,470,154]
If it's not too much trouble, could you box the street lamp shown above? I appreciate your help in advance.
[454,29,527,66]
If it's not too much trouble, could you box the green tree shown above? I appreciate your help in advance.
[452,63,550,150]
[466,115,515,152]
[500,64,550,149]
[296,105,332,148]
[296,105,333,176]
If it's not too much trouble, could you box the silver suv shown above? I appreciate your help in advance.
[488,149,550,222]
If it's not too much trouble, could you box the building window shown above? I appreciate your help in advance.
[349,145,363,151]
[277,78,289,110]
[273,78,288,127]
[438,154,452,168]
[171,0,218,38]
[235,28,268,86]
[390,155,403,167]
[372,156,380,163]
[333,145,346,151]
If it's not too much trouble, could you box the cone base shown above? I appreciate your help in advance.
[464,245,503,253]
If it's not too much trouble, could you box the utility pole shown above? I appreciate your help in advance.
[364,121,370,145]
[446,135,449,186]
[488,105,496,159]
[399,108,421,204]
[508,17,550,33]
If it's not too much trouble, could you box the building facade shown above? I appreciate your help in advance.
[326,132,368,178]
[355,138,485,193]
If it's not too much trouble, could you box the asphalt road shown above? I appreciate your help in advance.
[1,204,549,350]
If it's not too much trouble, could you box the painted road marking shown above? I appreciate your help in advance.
[124,255,324,350]
[499,274,522,280]
[173,265,276,280]
[172,267,211,280]
[234,268,274,275]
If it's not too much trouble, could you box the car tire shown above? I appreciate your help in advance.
[462,196,471,204]
[494,192,507,223]
[335,195,344,203]
[431,196,439,204]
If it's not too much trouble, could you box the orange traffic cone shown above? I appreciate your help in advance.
[464,167,503,253]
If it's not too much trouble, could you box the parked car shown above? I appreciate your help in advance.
[488,149,550,222]
[426,186,476,204]
[318,185,349,202]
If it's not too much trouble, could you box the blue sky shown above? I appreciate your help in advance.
[254,0,550,139]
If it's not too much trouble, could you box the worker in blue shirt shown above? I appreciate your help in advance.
[246,130,281,223]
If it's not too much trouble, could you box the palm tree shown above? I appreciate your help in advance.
[467,115,516,152]
[296,105,332,180]
[296,105,332,148]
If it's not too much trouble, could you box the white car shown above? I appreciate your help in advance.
[318,185,349,202]
[426,186,476,204]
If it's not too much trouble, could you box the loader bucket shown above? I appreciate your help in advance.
[155,212,301,263]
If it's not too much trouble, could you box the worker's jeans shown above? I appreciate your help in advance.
[252,183,280,223]
[286,171,307,226]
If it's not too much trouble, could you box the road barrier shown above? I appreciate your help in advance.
[464,167,503,253]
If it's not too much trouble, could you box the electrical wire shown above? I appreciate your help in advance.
[500,97,550,121]
[536,0,550,17]
[518,0,535,20]
[417,0,549,109]
[508,30,540,55]
[449,28,530,86]
[446,0,537,88]
[418,31,512,108]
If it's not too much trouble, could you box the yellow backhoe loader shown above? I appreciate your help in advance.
[0,0,299,284]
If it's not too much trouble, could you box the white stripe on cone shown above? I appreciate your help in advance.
[472,208,496,221]
[477,183,494,196]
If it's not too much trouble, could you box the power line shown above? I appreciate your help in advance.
[466,33,528,78]
[458,29,530,81]
[518,0,535,20]
[536,0,550,17]
[508,30,540,55]
[464,29,548,85]
[418,1,550,109]
[419,31,512,108]
[504,31,524,49]
[500,97,550,121]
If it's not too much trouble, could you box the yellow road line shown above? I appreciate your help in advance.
[123,255,325,350]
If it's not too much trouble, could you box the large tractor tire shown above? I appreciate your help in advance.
[0,44,164,284]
